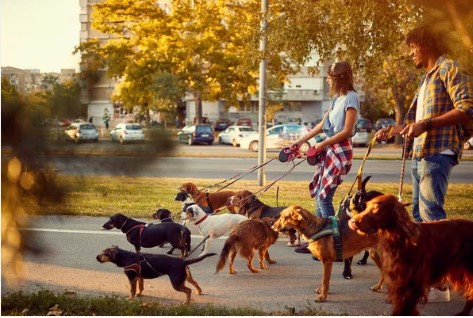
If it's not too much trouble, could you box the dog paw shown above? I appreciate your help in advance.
[230,270,236,275]
[195,289,202,295]
[249,268,260,273]
[315,287,322,294]
[343,273,352,280]
[315,295,327,302]
[286,241,297,247]
[356,260,367,265]
[370,284,382,292]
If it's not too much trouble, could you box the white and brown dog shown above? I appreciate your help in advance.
[183,204,247,256]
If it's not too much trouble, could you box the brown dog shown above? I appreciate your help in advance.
[179,182,235,213]
[349,194,473,316]
[272,206,382,302]
[216,218,278,274]
[229,189,299,246]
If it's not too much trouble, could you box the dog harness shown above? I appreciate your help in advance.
[125,224,146,246]
[307,216,343,261]
[123,255,163,277]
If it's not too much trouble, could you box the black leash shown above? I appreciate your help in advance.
[183,235,210,259]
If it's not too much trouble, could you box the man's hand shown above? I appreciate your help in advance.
[400,122,425,139]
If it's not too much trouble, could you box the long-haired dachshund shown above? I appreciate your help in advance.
[179,182,235,213]
[216,218,278,274]
[272,206,382,302]
[96,246,216,304]
[349,194,473,316]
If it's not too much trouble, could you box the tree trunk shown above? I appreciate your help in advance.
[195,93,203,125]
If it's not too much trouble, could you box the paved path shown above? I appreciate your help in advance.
[1,215,465,316]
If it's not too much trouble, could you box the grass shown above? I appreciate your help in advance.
[1,290,334,316]
[40,176,473,220]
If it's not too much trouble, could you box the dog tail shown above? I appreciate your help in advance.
[184,252,217,266]
[215,234,238,273]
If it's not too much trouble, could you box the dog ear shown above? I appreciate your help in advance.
[293,206,306,221]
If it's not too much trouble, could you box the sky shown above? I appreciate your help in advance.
[1,0,81,73]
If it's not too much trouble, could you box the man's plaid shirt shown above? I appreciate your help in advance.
[405,56,473,162]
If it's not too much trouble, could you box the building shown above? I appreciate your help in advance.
[1,67,79,93]
[79,0,333,128]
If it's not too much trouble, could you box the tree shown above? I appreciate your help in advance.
[74,0,298,125]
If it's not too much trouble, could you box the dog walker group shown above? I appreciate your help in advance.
[96,180,473,315]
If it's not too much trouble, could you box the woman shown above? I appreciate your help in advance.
[292,61,359,253]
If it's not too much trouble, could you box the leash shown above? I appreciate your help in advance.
[346,125,394,195]
[397,137,408,203]
[183,235,210,259]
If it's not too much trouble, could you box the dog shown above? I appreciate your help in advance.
[175,191,212,215]
[96,246,216,304]
[179,182,235,213]
[336,176,384,279]
[349,194,473,316]
[103,213,191,258]
[152,208,174,223]
[216,218,279,274]
[229,189,300,246]
[183,204,247,256]
[271,205,382,302]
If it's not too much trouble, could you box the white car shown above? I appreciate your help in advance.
[218,125,255,147]
[240,124,320,152]
[110,123,145,144]
[352,131,369,147]
[64,122,99,143]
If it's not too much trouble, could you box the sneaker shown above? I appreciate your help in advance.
[295,242,311,253]
[428,287,450,303]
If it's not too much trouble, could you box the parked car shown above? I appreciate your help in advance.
[64,122,99,143]
[356,117,373,133]
[237,118,252,127]
[177,124,214,145]
[239,124,318,152]
[352,118,371,147]
[374,117,396,131]
[214,118,233,132]
[110,123,145,144]
[218,125,255,147]
[464,137,473,150]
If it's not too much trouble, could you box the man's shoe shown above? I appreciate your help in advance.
[428,287,450,303]
[295,242,311,253]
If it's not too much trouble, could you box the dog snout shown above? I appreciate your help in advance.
[102,221,114,230]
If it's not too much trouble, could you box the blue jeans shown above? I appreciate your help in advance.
[314,183,338,218]
[411,154,457,222]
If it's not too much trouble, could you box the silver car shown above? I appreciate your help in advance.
[218,125,255,147]
[64,123,99,143]
[110,123,145,144]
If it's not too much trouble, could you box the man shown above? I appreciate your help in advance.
[376,25,473,302]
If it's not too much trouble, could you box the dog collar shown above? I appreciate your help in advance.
[194,214,208,225]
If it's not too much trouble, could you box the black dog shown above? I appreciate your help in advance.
[96,246,216,304]
[175,191,212,214]
[337,176,383,279]
[102,213,191,258]
[152,208,174,223]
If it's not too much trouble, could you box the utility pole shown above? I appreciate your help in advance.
[257,0,268,186]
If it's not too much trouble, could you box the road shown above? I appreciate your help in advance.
[1,215,466,316]
[46,155,473,183]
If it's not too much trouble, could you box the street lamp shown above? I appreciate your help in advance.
[257,0,268,186]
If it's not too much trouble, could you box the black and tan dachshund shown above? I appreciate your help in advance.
[102,213,191,258]
[96,246,216,304]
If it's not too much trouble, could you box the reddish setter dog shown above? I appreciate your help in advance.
[349,194,473,316]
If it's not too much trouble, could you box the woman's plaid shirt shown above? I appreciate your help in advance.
[405,56,473,162]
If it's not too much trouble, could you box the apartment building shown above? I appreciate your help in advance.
[79,0,332,128]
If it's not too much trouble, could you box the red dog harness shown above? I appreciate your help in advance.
[125,224,146,246]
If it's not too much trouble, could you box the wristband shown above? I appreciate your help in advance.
[422,118,432,131]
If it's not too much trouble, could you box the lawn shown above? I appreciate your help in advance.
[39,176,473,220]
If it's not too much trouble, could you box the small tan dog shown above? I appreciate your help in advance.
[272,206,382,302]
[216,218,278,274]
[179,182,235,213]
